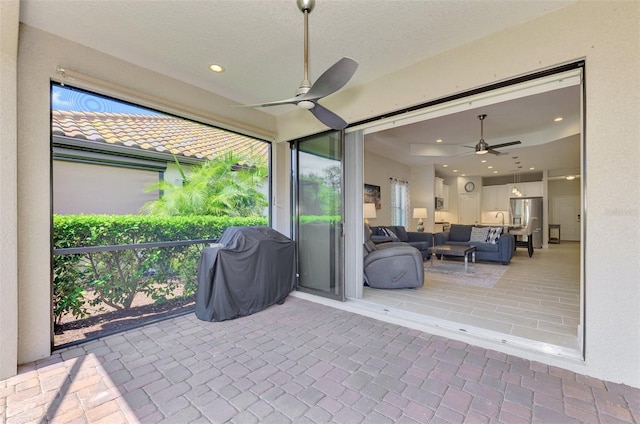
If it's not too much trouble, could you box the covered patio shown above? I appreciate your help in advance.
[2,298,638,423]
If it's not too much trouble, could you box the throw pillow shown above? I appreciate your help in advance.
[381,228,400,242]
[486,227,503,244]
[371,226,385,236]
[469,227,490,243]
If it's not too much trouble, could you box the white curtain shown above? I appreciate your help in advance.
[390,178,410,226]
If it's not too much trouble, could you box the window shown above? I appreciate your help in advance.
[390,178,410,226]
[51,83,271,347]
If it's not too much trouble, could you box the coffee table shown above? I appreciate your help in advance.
[428,244,476,272]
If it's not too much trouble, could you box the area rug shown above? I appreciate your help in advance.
[424,261,508,288]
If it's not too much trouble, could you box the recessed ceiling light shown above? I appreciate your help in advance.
[554,117,563,122]
[461,174,466,177]
[493,171,498,174]
[436,139,443,143]
[488,166,493,169]
[443,164,448,168]
[481,160,487,163]
[209,64,225,73]
[529,167,535,170]
[453,169,458,173]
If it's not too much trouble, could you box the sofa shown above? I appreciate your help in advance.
[433,224,515,265]
[369,225,433,260]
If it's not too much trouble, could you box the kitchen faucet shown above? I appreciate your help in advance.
[496,211,505,225]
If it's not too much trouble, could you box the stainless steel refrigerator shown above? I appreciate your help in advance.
[510,197,543,248]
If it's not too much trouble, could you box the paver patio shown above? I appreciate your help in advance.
[1,297,638,423]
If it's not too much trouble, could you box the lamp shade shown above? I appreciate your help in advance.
[363,203,377,219]
[413,208,428,219]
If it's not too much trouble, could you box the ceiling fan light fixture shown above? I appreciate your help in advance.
[298,100,315,110]
[475,140,489,155]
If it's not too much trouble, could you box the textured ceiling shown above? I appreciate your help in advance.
[20,0,573,111]
[20,0,579,177]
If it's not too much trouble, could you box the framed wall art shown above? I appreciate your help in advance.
[364,184,381,209]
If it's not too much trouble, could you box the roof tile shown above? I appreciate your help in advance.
[52,110,268,161]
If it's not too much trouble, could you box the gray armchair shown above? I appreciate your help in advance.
[364,225,424,289]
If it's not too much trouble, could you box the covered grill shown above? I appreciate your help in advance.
[195,226,296,322]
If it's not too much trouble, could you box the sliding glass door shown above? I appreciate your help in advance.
[292,131,344,300]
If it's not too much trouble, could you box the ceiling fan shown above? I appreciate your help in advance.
[468,114,521,155]
[236,0,358,130]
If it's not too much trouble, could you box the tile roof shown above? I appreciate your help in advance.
[51,110,269,161]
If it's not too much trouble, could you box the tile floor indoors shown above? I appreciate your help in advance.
[2,296,638,424]
[362,242,581,353]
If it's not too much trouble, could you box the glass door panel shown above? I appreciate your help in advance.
[293,132,344,300]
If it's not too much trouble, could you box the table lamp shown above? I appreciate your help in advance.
[363,203,377,225]
[413,207,428,232]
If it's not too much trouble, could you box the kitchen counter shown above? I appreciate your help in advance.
[433,222,450,233]
[479,223,522,228]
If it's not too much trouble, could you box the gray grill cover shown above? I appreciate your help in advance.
[195,226,296,322]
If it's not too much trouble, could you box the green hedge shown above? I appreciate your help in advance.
[299,215,341,224]
[53,214,268,325]
[53,214,268,248]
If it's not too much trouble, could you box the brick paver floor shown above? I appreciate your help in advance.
[1,297,639,423]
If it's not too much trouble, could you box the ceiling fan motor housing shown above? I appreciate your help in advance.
[475,114,489,154]
[297,0,315,13]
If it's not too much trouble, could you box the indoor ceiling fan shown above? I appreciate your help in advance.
[236,0,358,130]
[468,114,521,155]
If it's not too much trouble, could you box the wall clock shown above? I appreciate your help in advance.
[465,182,475,192]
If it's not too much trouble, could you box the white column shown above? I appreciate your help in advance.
[0,0,20,379]
[344,130,364,299]
[272,141,291,237]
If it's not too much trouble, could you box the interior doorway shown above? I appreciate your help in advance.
[459,193,480,225]
[553,195,581,241]
[347,64,585,358]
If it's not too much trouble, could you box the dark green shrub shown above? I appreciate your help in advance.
[53,253,89,327]
[53,215,268,315]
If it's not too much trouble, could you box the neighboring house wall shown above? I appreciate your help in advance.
[5,1,640,388]
[53,160,160,215]
[164,161,186,187]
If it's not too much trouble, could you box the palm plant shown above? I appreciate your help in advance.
[142,151,268,217]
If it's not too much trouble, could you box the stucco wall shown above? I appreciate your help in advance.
[0,0,19,380]
[280,1,640,387]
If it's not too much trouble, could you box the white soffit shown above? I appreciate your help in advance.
[354,69,582,136]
